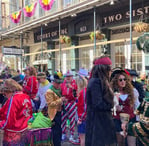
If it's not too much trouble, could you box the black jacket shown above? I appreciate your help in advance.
[0,94,7,106]
[85,78,116,146]
[132,81,145,102]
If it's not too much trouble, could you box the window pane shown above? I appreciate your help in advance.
[131,44,142,70]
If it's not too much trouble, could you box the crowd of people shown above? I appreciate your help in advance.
[0,56,149,146]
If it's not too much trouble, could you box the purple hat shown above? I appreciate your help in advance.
[77,68,88,77]
[64,70,73,77]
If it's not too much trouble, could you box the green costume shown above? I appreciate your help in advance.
[128,98,149,146]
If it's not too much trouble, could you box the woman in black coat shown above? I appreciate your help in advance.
[85,56,116,146]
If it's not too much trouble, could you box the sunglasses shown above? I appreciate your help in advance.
[119,78,126,82]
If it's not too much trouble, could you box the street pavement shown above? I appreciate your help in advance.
[61,124,80,146]
[62,141,80,146]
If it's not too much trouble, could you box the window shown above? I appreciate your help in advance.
[131,44,142,71]
[115,43,142,71]
[63,0,79,8]
[115,43,125,68]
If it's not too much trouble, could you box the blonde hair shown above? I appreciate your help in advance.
[76,76,88,94]
[3,79,22,93]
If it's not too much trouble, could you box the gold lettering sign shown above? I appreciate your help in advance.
[103,6,149,24]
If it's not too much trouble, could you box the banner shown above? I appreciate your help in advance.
[10,10,22,23]
[39,0,55,11]
[23,2,37,17]
[10,0,55,23]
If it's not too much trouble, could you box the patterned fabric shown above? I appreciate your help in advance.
[45,86,62,121]
[61,79,77,135]
[0,92,32,132]
[61,101,77,135]
[50,85,61,97]
[3,130,27,146]
[128,122,149,146]
[25,128,52,146]
[128,98,149,146]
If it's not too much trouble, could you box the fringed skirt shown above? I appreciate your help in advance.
[25,128,52,146]
[3,128,52,146]
[3,130,27,146]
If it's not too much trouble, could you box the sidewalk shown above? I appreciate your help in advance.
[62,141,79,146]
[61,122,80,146]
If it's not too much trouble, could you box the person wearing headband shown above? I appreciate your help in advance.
[85,56,116,146]
[36,72,52,112]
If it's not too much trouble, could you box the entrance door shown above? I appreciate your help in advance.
[34,64,47,72]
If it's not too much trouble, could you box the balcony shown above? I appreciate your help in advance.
[0,0,87,32]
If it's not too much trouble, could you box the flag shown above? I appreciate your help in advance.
[10,10,22,23]
[39,0,55,11]
[23,2,37,17]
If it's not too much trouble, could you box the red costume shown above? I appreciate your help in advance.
[61,79,77,136]
[113,97,135,120]
[0,92,32,145]
[0,92,32,131]
[61,79,77,102]
[23,76,38,99]
[77,88,87,123]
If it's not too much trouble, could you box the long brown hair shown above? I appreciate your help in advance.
[3,78,22,93]
[91,64,114,106]
[29,66,37,76]
[111,72,134,107]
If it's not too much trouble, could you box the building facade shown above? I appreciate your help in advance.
[0,0,149,74]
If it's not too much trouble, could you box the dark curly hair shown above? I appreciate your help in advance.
[91,64,114,106]
[110,72,134,107]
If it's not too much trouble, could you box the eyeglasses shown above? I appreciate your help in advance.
[119,78,126,82]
